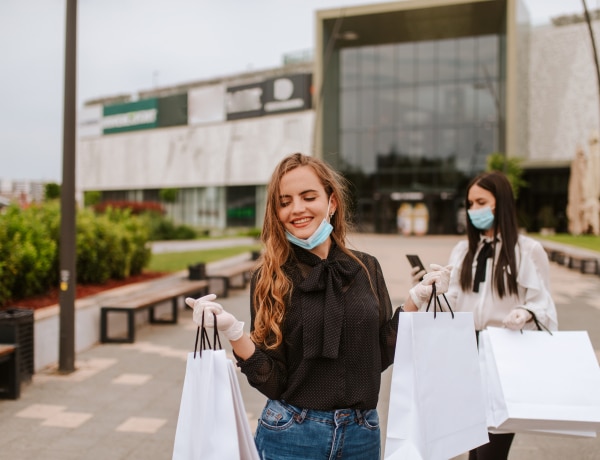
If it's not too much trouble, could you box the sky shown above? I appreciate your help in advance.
[0,0,594,183]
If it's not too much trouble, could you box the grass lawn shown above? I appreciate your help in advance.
[534,234,600,253]
[147,244,262,272]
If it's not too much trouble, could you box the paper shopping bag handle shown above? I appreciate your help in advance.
[425,283,454,319]
[522,309,553,335]
[193,311,223,358]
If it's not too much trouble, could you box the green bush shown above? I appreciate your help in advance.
[93,200,195,241]
[76,211,114,284]
[0,204,59,305]
[0,202,152,307]
[103,207,151,277]
[84,190,102,207]
[139,212,198,241]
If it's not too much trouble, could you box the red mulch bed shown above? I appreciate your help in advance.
[4,272,169,311]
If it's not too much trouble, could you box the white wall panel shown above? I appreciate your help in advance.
[77,111,315,190]
[529,22,600,162]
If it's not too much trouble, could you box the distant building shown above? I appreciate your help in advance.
[0,179,46,206]
[77,0,600,234]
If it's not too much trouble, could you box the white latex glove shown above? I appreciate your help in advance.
[502,308,532,330]
[410,265,426,287]
[185,294,245,341]
[409,264,452,307]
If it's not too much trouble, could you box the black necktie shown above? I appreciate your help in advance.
[473,241,494,293]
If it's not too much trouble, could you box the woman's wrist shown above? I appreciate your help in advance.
[402,296,419,312]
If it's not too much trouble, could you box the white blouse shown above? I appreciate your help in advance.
[434,234,558,331]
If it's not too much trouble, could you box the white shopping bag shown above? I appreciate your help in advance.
[227,360,260,460]
[173,322,260,460]
[479,327,600,436]
[385,311,489,460]
[173,349,239,459]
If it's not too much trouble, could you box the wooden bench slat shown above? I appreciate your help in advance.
[100,278,209,344]
[206,260,257,297]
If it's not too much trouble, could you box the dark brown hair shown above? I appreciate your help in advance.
[459,171,519,297]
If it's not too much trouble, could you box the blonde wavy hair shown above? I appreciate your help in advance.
[251,153,364,349]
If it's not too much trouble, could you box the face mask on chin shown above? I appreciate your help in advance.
[285,198,334,250]
[467,206,495,230]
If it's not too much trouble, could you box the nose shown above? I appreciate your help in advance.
[290,198,305,214]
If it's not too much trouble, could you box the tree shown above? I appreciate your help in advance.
[159,188,179,203]
[84,190,101,207]
[44,182,61,200]
[486,152,527,199]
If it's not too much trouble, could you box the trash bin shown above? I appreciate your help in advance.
[0,308,34,382]
[188,263,206,280]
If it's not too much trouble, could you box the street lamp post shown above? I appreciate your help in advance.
[59,0,77,373]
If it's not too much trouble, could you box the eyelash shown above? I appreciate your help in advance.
[468,200,488,208]
[280,196,317,208]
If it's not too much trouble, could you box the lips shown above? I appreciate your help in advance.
[291,217,312,227]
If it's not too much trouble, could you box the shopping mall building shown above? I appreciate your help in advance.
[77,0,600,234]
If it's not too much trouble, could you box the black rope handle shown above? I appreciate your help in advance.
[521,309,553,335]
[193,311,223,358]
[425,283,455,319]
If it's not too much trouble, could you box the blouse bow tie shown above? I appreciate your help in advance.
[473,240,495,292]
[298,258,361,359]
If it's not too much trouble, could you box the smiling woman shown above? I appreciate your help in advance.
[183,152,452,459]
[278,164,336,259]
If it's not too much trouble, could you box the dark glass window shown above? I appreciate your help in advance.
[226,186,255,227]
[396,43,415,85]
[338,34,502,234]
[377,44,396,87]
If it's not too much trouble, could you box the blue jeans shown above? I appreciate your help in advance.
[254,399,381,460]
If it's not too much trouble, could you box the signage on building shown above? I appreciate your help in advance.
[225,73,312,121]
[226,82,265,120]
[158,93,188,127]
[263,73,312,114]
[103,99,158,134]
[188,84,226,125]
[78,104,103,138]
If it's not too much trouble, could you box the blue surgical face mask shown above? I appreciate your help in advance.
[467,206,495,230]
[285,198,334,250]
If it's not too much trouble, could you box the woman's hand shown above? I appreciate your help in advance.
[502,308,533,330]
[185,294,244,341]
[410,265,426,286]
[408,264,452,307]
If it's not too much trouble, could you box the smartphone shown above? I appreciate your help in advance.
[406,254,426,281]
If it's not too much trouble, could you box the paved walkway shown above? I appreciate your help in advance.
[0,235,598,459]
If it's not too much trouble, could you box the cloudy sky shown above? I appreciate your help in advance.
[0,0,593,182]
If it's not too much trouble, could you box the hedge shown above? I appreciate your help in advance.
[0,202,151,307]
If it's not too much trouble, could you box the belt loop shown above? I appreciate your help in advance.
[294,408,308,424]
[355,409,364,425]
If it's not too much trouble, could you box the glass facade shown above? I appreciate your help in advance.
[337,35,503,234]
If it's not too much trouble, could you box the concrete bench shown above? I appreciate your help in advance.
[0,344,20,399]
[568,255,599,275]
[100,277,209,343]
[206,259,257,298]
[541,241,600,275]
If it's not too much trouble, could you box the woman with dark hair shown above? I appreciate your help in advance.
[186,152,450,459]
[409,170,558,459]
